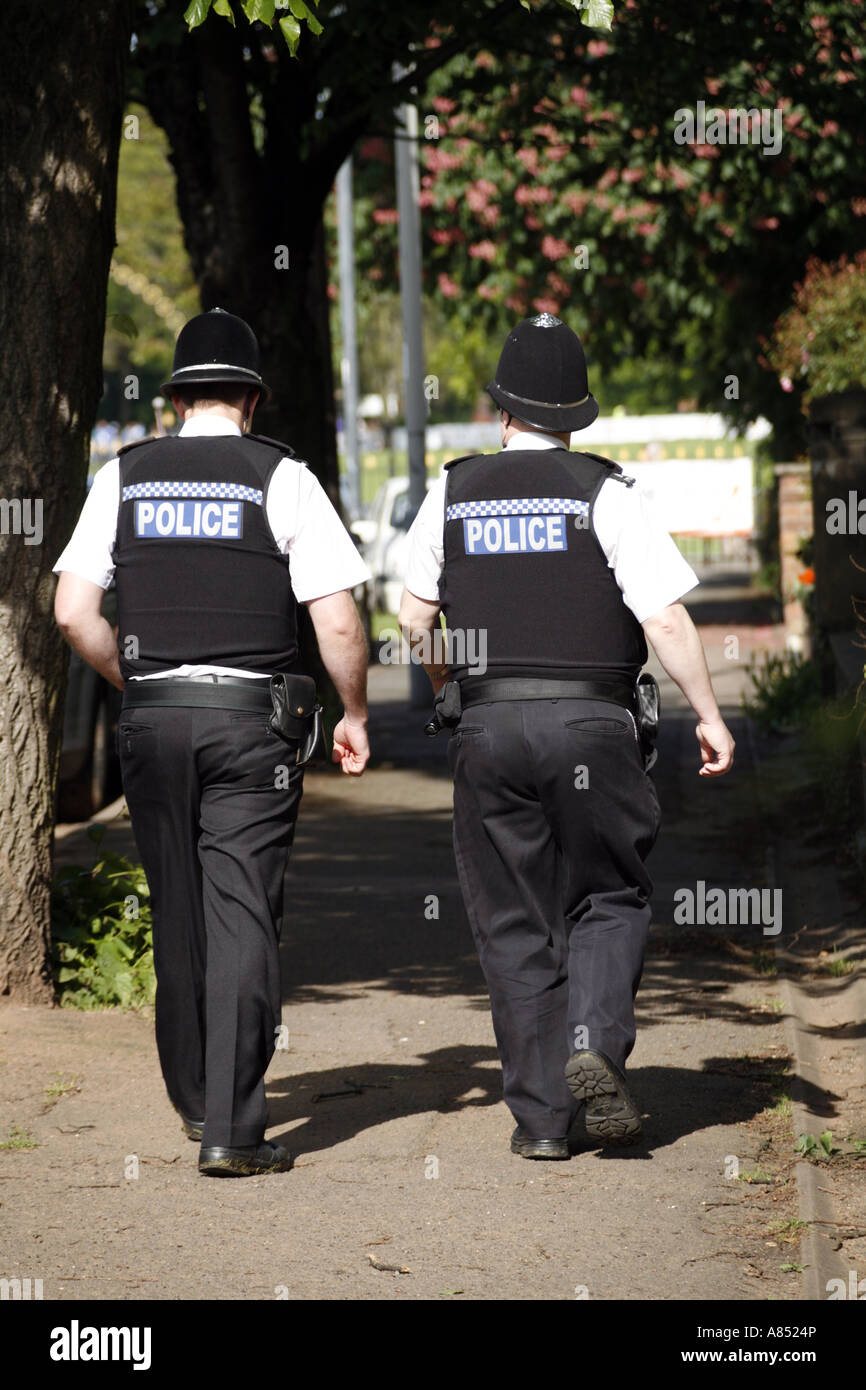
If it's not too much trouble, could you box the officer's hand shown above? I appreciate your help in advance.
[332,717,370,776]
[695,718,735,776]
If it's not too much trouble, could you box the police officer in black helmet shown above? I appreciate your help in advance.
[399,314,734,1158]
[54,309,371,1177]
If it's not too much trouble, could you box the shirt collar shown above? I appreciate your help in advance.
[503,430,566,452]
[178,416,242,438]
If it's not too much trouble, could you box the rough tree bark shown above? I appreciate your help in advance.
[0,1,133,1000]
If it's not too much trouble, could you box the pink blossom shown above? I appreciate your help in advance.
[587,40,609,57]
[563,191,590,216]
[622,168,644,184]
[541,235,572,260]
[373,208,399,225]
[532,296,560,314]
[432,96,456,113]
[517,148,541,174]
[437,273,460,299]
[780,376,794,393]
[478,283,500,301]
[469,240,497,262]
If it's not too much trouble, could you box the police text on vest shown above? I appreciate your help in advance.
[135,499,243,539]
[464,514,567,555]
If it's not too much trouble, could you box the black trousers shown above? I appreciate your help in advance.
[119,704,303,1148]
[448,697,661,1139]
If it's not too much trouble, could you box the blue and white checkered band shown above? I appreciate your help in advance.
[122,481,264,505]
[446,497,589,520]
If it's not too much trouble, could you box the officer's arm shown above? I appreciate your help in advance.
[398,590,449,694]
[54,572,124,692]
[641,602,735,777]
[306,589,370,775]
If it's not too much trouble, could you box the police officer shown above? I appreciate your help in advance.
[399,314,734,1158]
[54,309,371,1177]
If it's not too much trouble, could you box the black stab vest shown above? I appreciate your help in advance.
[114,432,299,678]
[439,448,648,681]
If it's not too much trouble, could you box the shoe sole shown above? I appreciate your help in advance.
[565,1052,642,1146]
[510,1138,570,1161]
[198,1154,294,1178]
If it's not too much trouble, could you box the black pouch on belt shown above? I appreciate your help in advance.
[636,672,661,771]
[269,673,322,767]
[423,679,463,737]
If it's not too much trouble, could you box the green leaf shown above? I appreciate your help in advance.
[213,0,236,21]
[581,0,614,29]
[289,0,322,35]
[107,312,138,340]
[242,0,276,23]
[184,0,214,30]
[278,14,301,53]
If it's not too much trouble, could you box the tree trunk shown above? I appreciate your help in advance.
[0,1,132,1001]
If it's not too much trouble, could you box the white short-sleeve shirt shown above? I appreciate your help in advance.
[53,415,371,679]
[403,431,698,623]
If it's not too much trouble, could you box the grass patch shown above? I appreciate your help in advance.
[43,1074,81,1107]
[0,1123,37,1151]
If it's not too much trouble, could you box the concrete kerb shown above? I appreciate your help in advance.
[744,715,865,1301]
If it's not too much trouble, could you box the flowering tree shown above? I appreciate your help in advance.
[351,0,866,453]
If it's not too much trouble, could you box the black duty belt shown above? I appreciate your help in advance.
[460,678,637,713]
[122,672,323,766]
[123,676,274,712]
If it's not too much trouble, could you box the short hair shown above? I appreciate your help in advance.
[172,384,253,410]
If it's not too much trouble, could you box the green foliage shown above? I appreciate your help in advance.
[51,827,155,1011]
[767,253,866,405]
[104,102,199,421]
[0,1123,37,1151]
[742,650,822,734]
[183,0,323,52]
[795,1131,839,1158]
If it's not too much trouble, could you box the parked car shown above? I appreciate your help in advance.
[350,476,432,615]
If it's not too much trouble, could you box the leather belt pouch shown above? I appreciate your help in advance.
[636,672,661,771]
[269,673,322,767]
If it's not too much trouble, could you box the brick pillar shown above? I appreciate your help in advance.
[775,463,812,656]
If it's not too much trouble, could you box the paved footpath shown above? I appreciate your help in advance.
[1,572,863,1301]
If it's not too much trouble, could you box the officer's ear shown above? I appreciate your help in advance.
[243,390,260,430]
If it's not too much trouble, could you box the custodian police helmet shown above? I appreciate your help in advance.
[161,307,269,398]
[486,313,599,433]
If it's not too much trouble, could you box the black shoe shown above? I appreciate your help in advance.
[565,1050,642,1146]
[180,1114,204,1143]
[198,1140,293,1178]
[171,1103,204,1143]
[510,1127,570,1160]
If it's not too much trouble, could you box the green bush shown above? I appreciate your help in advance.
[767,252,866,405]
[742,650,822,735]
[51,825,155,1010]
